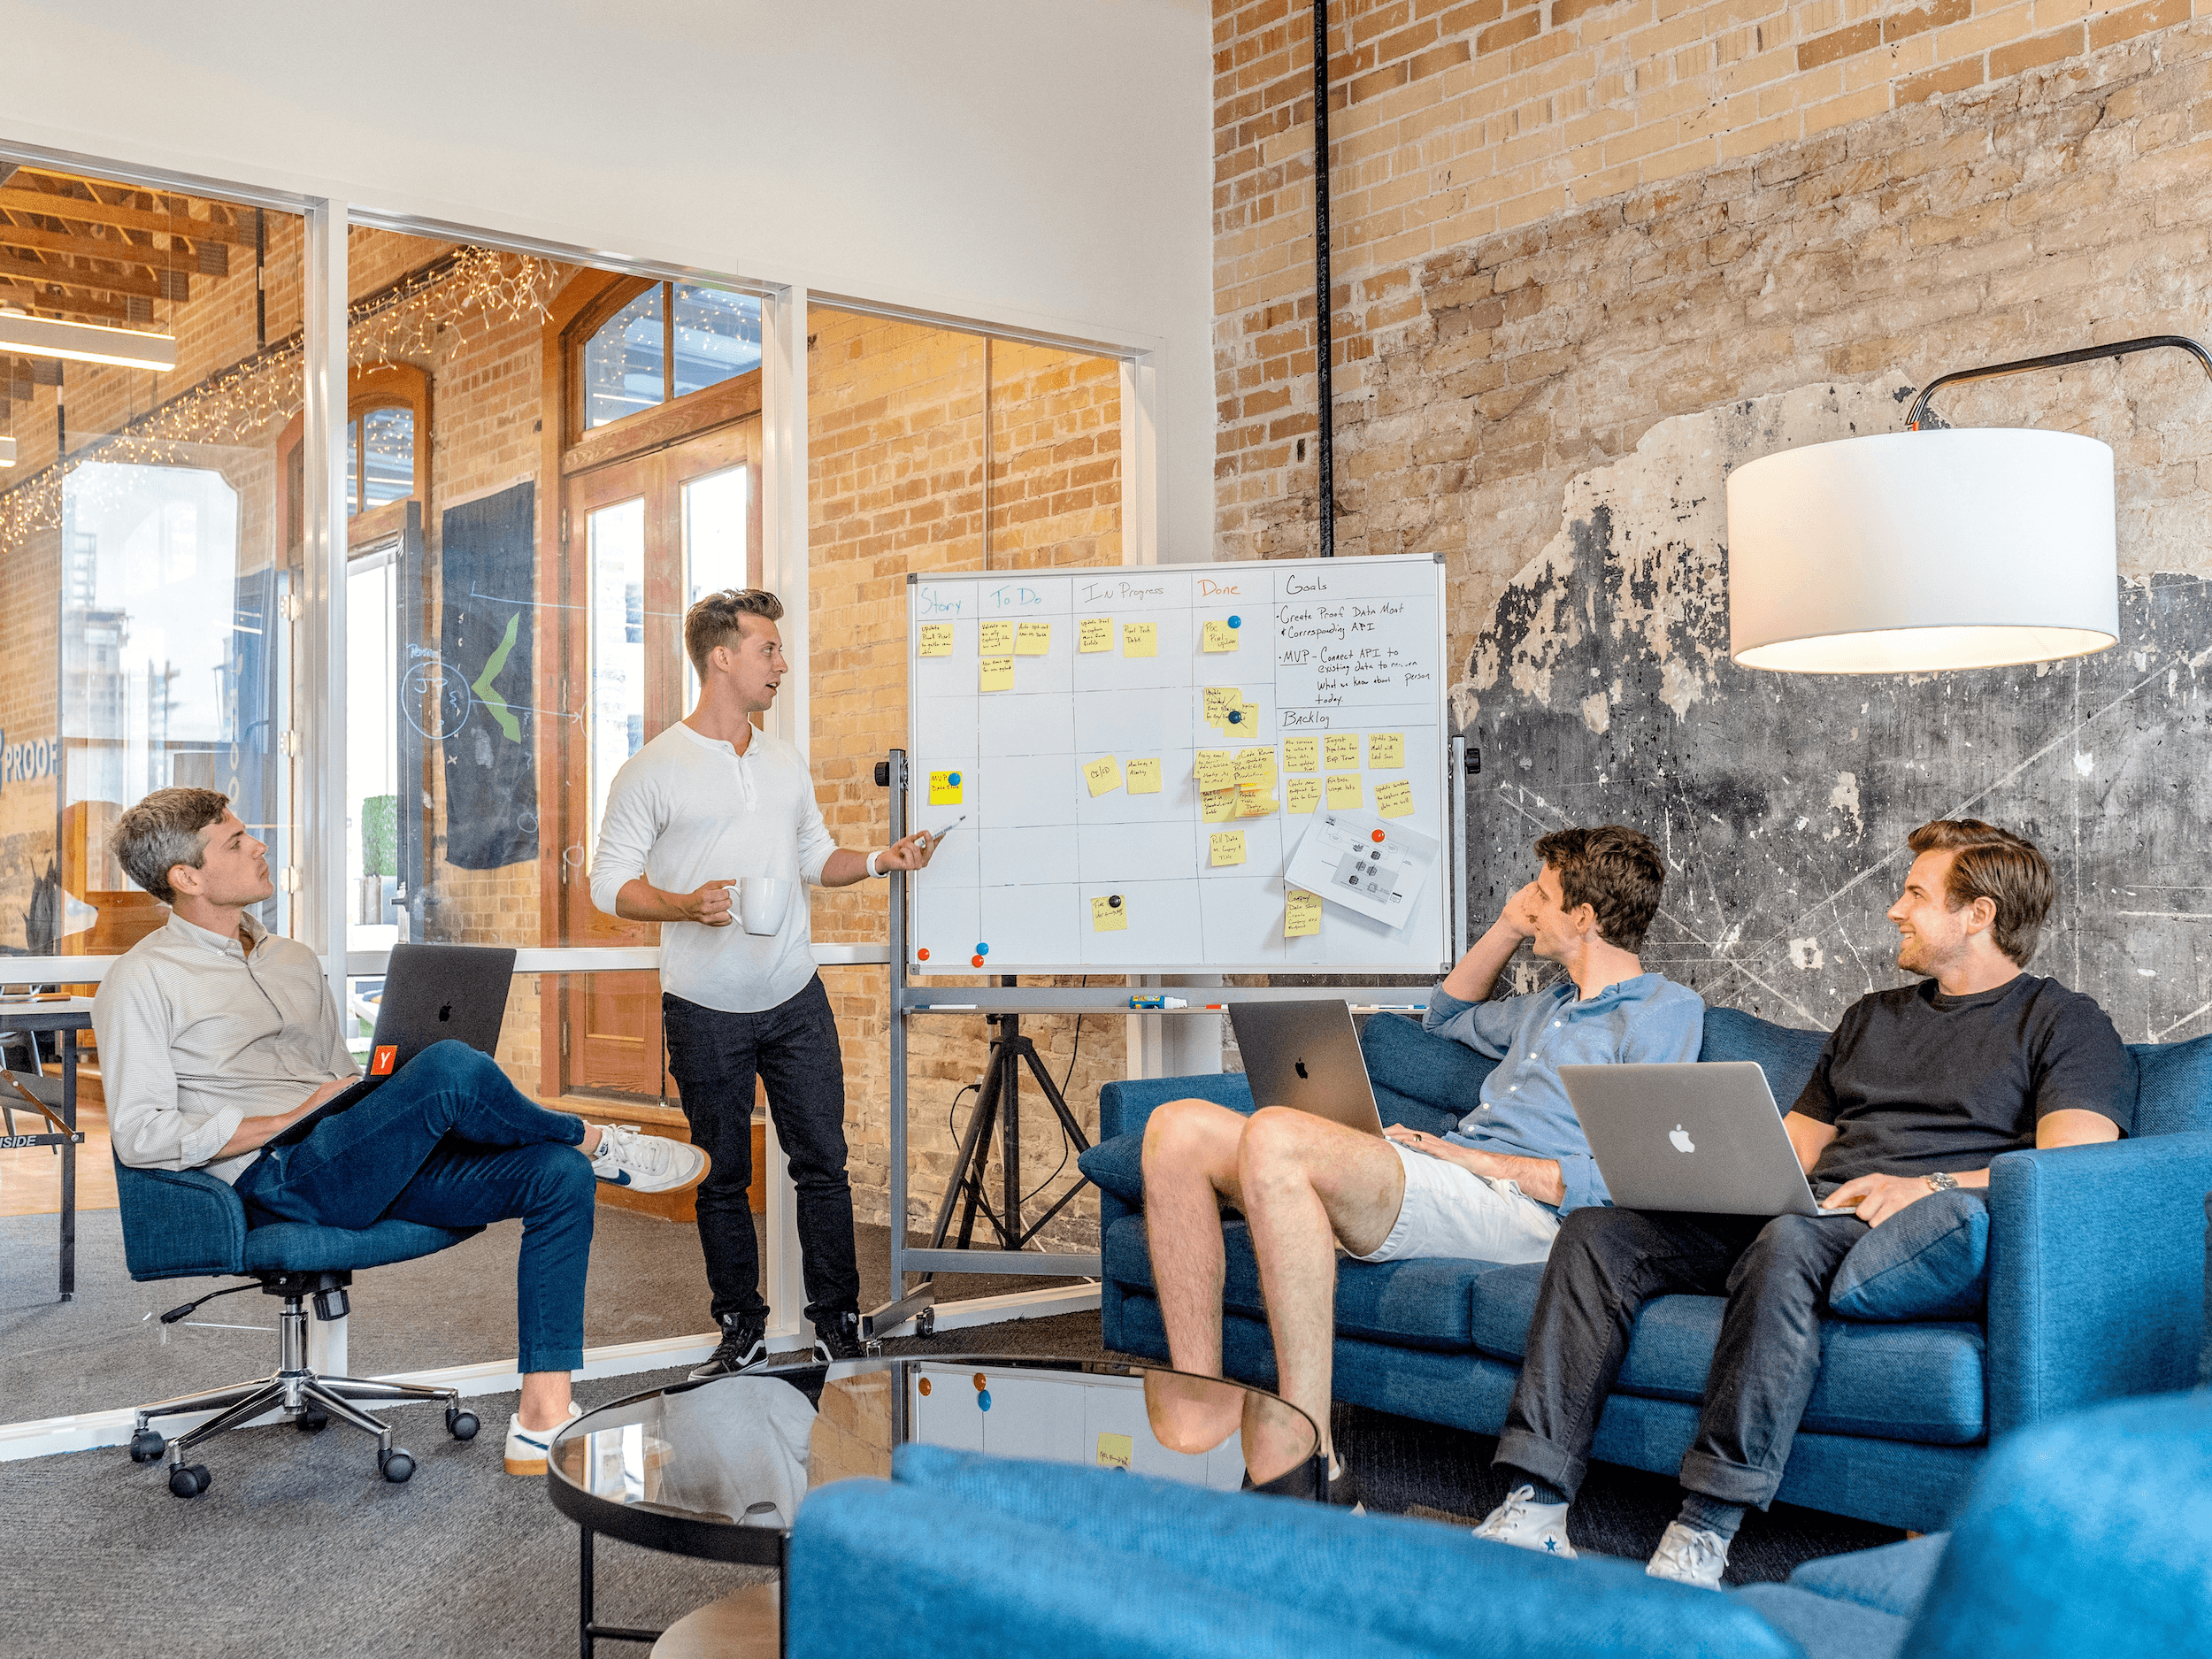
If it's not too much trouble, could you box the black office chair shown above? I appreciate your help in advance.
[116,1157,485,1498]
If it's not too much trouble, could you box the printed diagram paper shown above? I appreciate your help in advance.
[917,624,955,657]
[1283,809,1439,930]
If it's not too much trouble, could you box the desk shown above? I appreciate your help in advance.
[0,997,94,1301]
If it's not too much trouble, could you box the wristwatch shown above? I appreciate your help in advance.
[1925,1171,1958,1193]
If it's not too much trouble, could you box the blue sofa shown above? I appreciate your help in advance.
[785,1386,2212,1659]
[1079,1006,2212,1531]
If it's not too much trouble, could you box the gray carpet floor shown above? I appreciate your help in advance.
[1,1209,1079,1425]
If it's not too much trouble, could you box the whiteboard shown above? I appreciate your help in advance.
[904,555,1450,974]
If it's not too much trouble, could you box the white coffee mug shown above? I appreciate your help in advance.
[738,876,789,935]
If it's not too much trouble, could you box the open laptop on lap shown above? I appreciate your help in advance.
[1558,1062,1858,1217]
[1227,1000,1388,1138]
[267,943,518,1148]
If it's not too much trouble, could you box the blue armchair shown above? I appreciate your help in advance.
[784,1384,2212,1659]
[117,1156,484,1497]
[1079,1007,2212,1532]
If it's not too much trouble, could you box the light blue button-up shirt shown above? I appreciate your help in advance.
[1423,972,1705,1215]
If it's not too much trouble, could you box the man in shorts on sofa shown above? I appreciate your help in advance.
[1475,818,2132,1586]
[1141,825,1705,1502]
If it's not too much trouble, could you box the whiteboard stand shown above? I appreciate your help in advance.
[862,735,1477,1351]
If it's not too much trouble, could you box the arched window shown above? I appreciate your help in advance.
[579,280,761,431]
[348,404,415,517]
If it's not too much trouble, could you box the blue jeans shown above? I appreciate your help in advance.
[662,977,859,1325]
[234,1040,595,1375]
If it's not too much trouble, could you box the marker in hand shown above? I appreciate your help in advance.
[922,814,966,851]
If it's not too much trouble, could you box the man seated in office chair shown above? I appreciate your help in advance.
[92,787,708,1478]
[1476,819,2133,1587]
[1141,826,1705,1505]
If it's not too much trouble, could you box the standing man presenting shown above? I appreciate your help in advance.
[591,588,935,1374]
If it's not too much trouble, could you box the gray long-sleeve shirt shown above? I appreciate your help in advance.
[1424,972,1706,1215]
[91,912,358,1185]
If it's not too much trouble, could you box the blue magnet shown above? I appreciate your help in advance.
[1227,615,1241,628]
[949,771,961,786]
[976,942,989,956]
[1227,709,1243,724]
[977,1390,993,1412]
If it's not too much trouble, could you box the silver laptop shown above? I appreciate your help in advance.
[1559,1062,1857,1217]
[1228,1001,1387,1138]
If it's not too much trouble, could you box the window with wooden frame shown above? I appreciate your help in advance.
[278,363,433,561]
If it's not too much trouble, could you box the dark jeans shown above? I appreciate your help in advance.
[662,976,858,1326]
[234,1040,595,1375]
[1495,1205,1869,1509]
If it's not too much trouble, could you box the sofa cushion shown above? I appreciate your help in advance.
[1079,1133,1147,1208]
[2131,1032,2212,1138]
[242,1217,480,1273]
[1698,1006,1831,1113]
[1358,1011,1494,1128]
[1786,1532,1949,1617]
[1827,1191,1989,1322]
[1466,1266,1987,1445]
[1102,1213,1496,1353]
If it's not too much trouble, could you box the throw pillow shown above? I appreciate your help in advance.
[1827,1188,1991,1321]
[1358,1008,1495,1124]
[1076,1133,1147,1208]
[2131,1031,2212,1138]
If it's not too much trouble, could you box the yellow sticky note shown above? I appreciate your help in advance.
[1194,749,1234,792]
[979,656,1015,692]
[918,624,955,657]
[1327,772,1363,810]
[928,770,964,806]
[1202,619,1240,653]
[1285,888,1322,938]
[1201,787,1238,823]
[1237,793,1277,818]
[1210,829,1247,866]
[1126,757,1161,794]
[1235,747,1276,789]
[1122,621,1156,657]
[1369,733,1405,768]
[979,620,1014,655]
[1090,895,1129,933]
[1202,687,1237,727]
[1375,779,1415,818]
[1096,1432,1133,1470]
[1015,621,1052,656]
[1286,776,1323,815]
[1084,754,1123,797]
[1324,733,1360,770]
[1079,618,1114,653]
[1284,736,1320,772]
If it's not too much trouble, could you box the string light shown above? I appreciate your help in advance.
[0,247,558,543]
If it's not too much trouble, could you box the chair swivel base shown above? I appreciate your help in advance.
[128,1271,480,1498]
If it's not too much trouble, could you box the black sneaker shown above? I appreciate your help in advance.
[811,1310,867,1362]
[689,1310,768,1380]
[1242,1455,1364,1511]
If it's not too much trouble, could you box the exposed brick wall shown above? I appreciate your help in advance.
[1214,0,2212,584]
[806,310,1125,1246]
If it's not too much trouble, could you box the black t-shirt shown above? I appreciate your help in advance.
[1792,974,2134,1190]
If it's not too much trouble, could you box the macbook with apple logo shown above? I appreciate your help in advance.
[1226,1000,1387,1137]
[267,943,518,1148]
[1558,1062,1859,1217]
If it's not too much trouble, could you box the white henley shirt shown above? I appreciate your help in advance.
[588,720,837,1015]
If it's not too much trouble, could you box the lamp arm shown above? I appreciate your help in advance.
[1907,334,2212,431]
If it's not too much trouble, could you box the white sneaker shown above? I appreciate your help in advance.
[589,1124,708,1194]
[1646,1521,1731,1588]
[504,1402,582,1477]
[1472,1485,1577,1558]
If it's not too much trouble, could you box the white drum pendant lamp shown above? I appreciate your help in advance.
[1724,334,2212,675]
[1727,427,2118,673]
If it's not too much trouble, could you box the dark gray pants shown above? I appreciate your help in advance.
[1494,1205,1868,1508]
[662,976,859,1326]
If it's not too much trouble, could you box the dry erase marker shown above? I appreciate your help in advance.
[925,815,966,843]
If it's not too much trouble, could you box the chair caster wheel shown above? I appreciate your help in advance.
[446,1408,480,1441]
[169,1463,211,1498]
[916,1309,936,1339]
[129,1430,165,1464]
[379,1448,415,1483]
[296,1409,329,1433]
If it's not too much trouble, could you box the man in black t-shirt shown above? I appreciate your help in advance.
[1470,819,2133,1585]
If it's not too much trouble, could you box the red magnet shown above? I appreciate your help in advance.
[1371,830,1386,843]
[918,948,931,962]
[971,954,985,967]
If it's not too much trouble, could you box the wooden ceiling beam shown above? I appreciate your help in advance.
[0,275,132,324]
[0,184,254,245]
[0,219,196,273]
[0,249,180,302]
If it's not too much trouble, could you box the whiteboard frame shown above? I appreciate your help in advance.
[902,553,1453,977]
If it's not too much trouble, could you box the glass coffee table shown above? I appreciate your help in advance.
[546,1353,1322,1655]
